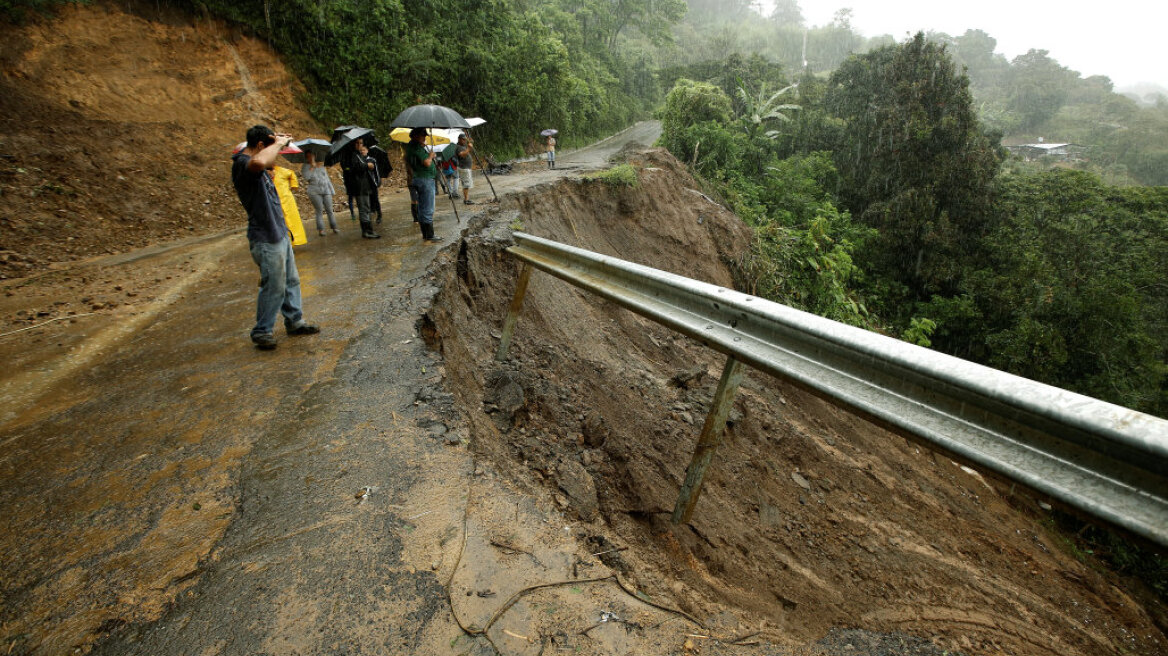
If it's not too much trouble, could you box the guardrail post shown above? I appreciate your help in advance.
[672,355,746,525]
[495,263,533,361]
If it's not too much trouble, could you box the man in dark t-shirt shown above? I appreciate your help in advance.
[231,125,320,350]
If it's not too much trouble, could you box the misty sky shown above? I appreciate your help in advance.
[758,1,1168,89]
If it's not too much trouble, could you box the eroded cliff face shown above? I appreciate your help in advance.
[0,2,323,280]
[426,147,1166,656]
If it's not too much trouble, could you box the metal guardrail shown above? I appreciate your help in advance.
[496,233,1168,546]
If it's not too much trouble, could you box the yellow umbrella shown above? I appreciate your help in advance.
[389,127,453,146]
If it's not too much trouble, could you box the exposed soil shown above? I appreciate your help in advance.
[0,1,338,281]
[1,4,1165,656]
[425,148,1168,656]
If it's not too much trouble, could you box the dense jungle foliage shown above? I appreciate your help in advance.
[178,0,686,158]
[656,28,1166,595]
[659,33,1166,419]
[676,1,1168,186]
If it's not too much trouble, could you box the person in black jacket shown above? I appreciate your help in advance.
[367,145,392,225]
[341,138,380,239]
[358,143,382,226]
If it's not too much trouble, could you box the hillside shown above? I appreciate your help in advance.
[427,150,1167,656]
[0,4,1165,656]
[0,2,325,280]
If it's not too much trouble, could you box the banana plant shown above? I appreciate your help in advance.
[737,82,800,139]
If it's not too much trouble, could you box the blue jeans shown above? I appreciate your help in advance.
[412,178,435,227]
[249,237,304,337]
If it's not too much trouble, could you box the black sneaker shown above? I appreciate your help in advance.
[252,333,277,350]
[464,199,475,205]
[286,323,320,336]
[425,236,444,243]
[362,231,382,239]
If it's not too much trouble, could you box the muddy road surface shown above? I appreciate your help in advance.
[3,120,1165,656]
[0,123,706,656]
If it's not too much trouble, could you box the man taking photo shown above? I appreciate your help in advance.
[231,125,320,350]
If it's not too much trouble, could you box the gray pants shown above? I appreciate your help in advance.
[355,193,371,229]
[308,192,337,231]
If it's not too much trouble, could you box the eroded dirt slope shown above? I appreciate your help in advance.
[0,1,324,280]
[426,147,1167,656]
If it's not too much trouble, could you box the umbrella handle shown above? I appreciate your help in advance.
[467,130,499,203]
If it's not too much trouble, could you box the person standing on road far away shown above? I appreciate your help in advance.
[456,134,475,205]
[358,142,383,226]
[342,137,380,239]
[406,127,442,243]
[269,164,308,246]
[301,151,338,236]
[230,125,320,351]
[545,134,556,169]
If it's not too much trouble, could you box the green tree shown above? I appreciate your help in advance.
[558,0,687,50]
[768,0,804,27]
[739,152,875,325]
[1005,49,1079,132]
[938,170,1168,414]
[658,78,744,174]
[183,0,666,157]
[824,32,1003,304]
[736,82,799,139]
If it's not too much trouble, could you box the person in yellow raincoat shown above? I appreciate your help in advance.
[269,165,308,246]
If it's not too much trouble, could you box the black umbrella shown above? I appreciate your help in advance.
[285,138,332,164]
[368,145,393,178]
[332,124,360,142]
[390,105,471,226]
[326,127,376,165]
[390,104,470,129]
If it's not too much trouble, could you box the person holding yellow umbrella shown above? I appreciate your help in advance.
[389,127,454,146]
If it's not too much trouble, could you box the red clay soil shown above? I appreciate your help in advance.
[0,2,334,281]
[424,148,1168,656]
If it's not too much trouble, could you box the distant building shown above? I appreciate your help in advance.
[1006,142,1087,162]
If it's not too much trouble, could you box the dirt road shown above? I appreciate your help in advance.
[4,119,1164,656]
[0,123,704,656]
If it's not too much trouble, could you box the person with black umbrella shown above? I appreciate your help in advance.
[405,127,442,242]
[230,125,320,350]
[357,142,383,226]
[340,137,380,239]
[368,145,393,225]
